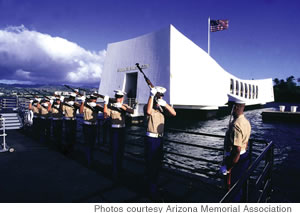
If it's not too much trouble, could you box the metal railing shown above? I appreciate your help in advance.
[0,97,18,111]
[0,117,14,153]
[123,127,273,202]
[220,141,274,202]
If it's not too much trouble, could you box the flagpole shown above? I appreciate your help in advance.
[208,16,210,56]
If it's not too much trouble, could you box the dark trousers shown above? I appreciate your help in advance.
[40,118,51,142]
[231,152,250,202]
[144,136,163,193]
[64,120,77,153]
[110,127,126,178]
[32,117,40,140]
[52,119,63,150]
[83,124,97,166]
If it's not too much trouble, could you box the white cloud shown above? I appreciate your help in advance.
[0,25,106,85]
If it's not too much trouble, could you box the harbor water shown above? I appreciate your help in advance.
[127,102,300,202]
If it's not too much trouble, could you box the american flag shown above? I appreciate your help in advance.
[210,19,229,32]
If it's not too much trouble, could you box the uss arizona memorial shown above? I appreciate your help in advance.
[99,25,274,116]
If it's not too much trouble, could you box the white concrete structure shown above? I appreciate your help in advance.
[99,25,274,116]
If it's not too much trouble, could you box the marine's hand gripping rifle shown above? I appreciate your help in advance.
[136,63,163,112]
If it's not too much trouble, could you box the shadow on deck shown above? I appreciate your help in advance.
[0,129,224,203]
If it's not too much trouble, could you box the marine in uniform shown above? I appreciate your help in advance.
[62,93,80,154]
[79,94,103,167]
[51,94,64,150]
[29,98,41,140]
[38,98,52,143]
[221,95,251,202]
[103,90,134,180]
[144,86,176,195]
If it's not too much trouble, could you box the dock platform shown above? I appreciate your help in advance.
[262,111,300,123]
[0,130,224,203]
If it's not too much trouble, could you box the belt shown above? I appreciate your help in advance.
[33,115,39,118]
[64,117,76,120]
[83,121,97,125]
[111,124,125,128]
[40,116,48,120]
[146,132,163,138]
[52,117,63,120]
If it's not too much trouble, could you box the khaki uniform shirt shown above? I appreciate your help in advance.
[83,106,99,122]
[62,104,77,118]
[229,114,251,152]
[39,105,49,118]
[146,108,165,136]
[106,104,128,126]
[32,105,39,116]
[51,104,63,118]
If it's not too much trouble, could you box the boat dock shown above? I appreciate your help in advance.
[262,105,300,123]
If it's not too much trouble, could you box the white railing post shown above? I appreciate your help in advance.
[0,117,7,151]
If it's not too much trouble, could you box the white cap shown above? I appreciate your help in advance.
[227,94,246,104]
[155,86,166,94]
[54,91,60,95]
[90,93,98,99]
[114,90,126,96]
[70,93,76,98]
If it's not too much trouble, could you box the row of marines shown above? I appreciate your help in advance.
[28,86,176,196]
[28,86,251,201]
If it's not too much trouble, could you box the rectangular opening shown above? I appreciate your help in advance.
[124,72,138,107]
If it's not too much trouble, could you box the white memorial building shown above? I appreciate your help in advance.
[99,25,274,116]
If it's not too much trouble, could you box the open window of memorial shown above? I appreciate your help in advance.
[230,79,234,94]
[236,80,239,96]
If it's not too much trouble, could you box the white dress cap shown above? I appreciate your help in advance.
[90,93,98,99]
[227,94,246,104]
[70,93,77,98]
[155,86,167,94]
[114,90,126,96]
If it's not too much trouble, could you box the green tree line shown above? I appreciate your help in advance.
[273,76,300,103]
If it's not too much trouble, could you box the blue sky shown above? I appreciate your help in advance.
[0,0,299,86]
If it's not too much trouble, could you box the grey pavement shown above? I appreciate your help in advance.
[0,129,224,203]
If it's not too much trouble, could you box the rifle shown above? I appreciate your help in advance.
[63,84,92,107]
[32,89,51,100]
[24,89,43,100]
[64,84,84,97]
[136,63,163,112]
[135,63,154,88]
[92,92,116,103]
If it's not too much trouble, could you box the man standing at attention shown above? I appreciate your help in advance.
[221,95,251,202]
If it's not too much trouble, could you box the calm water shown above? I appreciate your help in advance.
[127,102,300,202]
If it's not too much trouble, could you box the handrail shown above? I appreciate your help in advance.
[167,128,268,144]
[219,141,274,203]
[127,131,224,152]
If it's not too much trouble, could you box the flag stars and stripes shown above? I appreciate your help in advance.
[210,19,229,32]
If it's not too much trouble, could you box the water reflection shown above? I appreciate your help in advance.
[127,103,300,188]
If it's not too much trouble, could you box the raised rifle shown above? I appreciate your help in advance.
[136,63,163,112]
[63,84,91,107]
[64,84,84,97]
[92,92,116,103]
[32,89,51,100]
[135,63,154,88]
[24,89,43,100]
